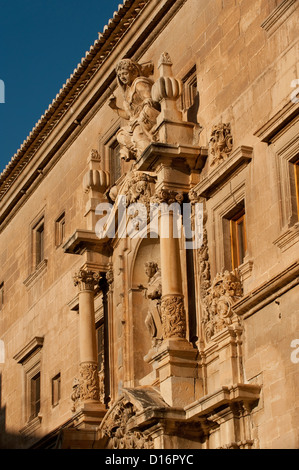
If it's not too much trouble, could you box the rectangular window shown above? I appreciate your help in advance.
[33,218,45,268]
[110,140,121,184]
[230,209,247,270]
[51,373,61,407]
[55,212,65,247]
[30,372,41,420]
[96,323,105,372]
[181,65,199,124]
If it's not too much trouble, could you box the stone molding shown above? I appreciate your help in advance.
[233,260,299,319]
[195,145,253,198]
[261,0,298,34]
[23,259,48,288]
[13,336,44,364]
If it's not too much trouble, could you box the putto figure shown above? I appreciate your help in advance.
[108,58,160,161]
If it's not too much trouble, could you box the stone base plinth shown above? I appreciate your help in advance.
[72,402,107,430]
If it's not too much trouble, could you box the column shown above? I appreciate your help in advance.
[73,269,100,404]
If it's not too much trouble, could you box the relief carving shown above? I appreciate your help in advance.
[79,361,100,402]
[160,294,186,339]
[101,397,153,449]
[202,270,243,343]
[109,59,160,161]
[209,123,233,166]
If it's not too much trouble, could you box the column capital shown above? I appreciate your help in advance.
[152,188,184,205]
[73,269,100,292]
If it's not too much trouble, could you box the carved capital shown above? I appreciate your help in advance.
[73,269,100,292]
[160,294,186,339]
[152,188,184,205]
[79,361,100,402]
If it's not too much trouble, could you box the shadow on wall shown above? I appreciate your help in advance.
[0,373,23,449]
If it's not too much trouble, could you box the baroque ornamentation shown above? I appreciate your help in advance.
[106,262,114,287]
[108,58,160,161]
[144,261,159,281]
[160,294,186,339]
[79,361,100,402]
[152,188,184,205]
[70,377,80,412]
[121,171,156,208]
[101,398,153,449]
[73,269,100,291]
[209,123,233,166]
[202,270,243,343]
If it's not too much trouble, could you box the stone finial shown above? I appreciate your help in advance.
[151,52,182,123]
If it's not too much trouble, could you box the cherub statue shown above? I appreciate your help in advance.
[108,58,160,161]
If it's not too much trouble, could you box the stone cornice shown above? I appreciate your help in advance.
[0,0,150,198]
[233,260,299,319]
[13,336,44,364]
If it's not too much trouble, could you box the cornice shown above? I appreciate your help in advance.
[0,0,149,199]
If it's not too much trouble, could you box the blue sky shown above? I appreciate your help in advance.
[0,0,121,173]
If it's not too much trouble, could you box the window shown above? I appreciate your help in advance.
[110,140,122,184]
[181,66,199,124]
[230,209,247,270]
[33,218,45,268]
[55,212,65,247]
[30,372,41,420]
[51,373,61,407]
[96,323,105,372]
[13,336,44,433]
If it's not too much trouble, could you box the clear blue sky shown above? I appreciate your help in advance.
[0,0,121,173]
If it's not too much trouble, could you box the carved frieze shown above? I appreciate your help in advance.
[209,123,233,166]
[202,270,243,343]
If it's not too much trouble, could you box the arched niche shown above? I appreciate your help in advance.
[128,236,161,384]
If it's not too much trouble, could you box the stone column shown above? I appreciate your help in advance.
[73,269,100,404]
[146,189,201,407]
[155,189,187,340]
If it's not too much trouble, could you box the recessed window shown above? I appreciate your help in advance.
[55,212,65,247]
[52,373,61,407]
[110,140,121,184]
[33,218,45,268]
[181,66,199,123]
[30,372,41,421]
[230,209,247,270]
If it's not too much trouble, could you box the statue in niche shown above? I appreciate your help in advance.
[108,58,160,161]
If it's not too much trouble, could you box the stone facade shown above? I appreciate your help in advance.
[0,0,298,449]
